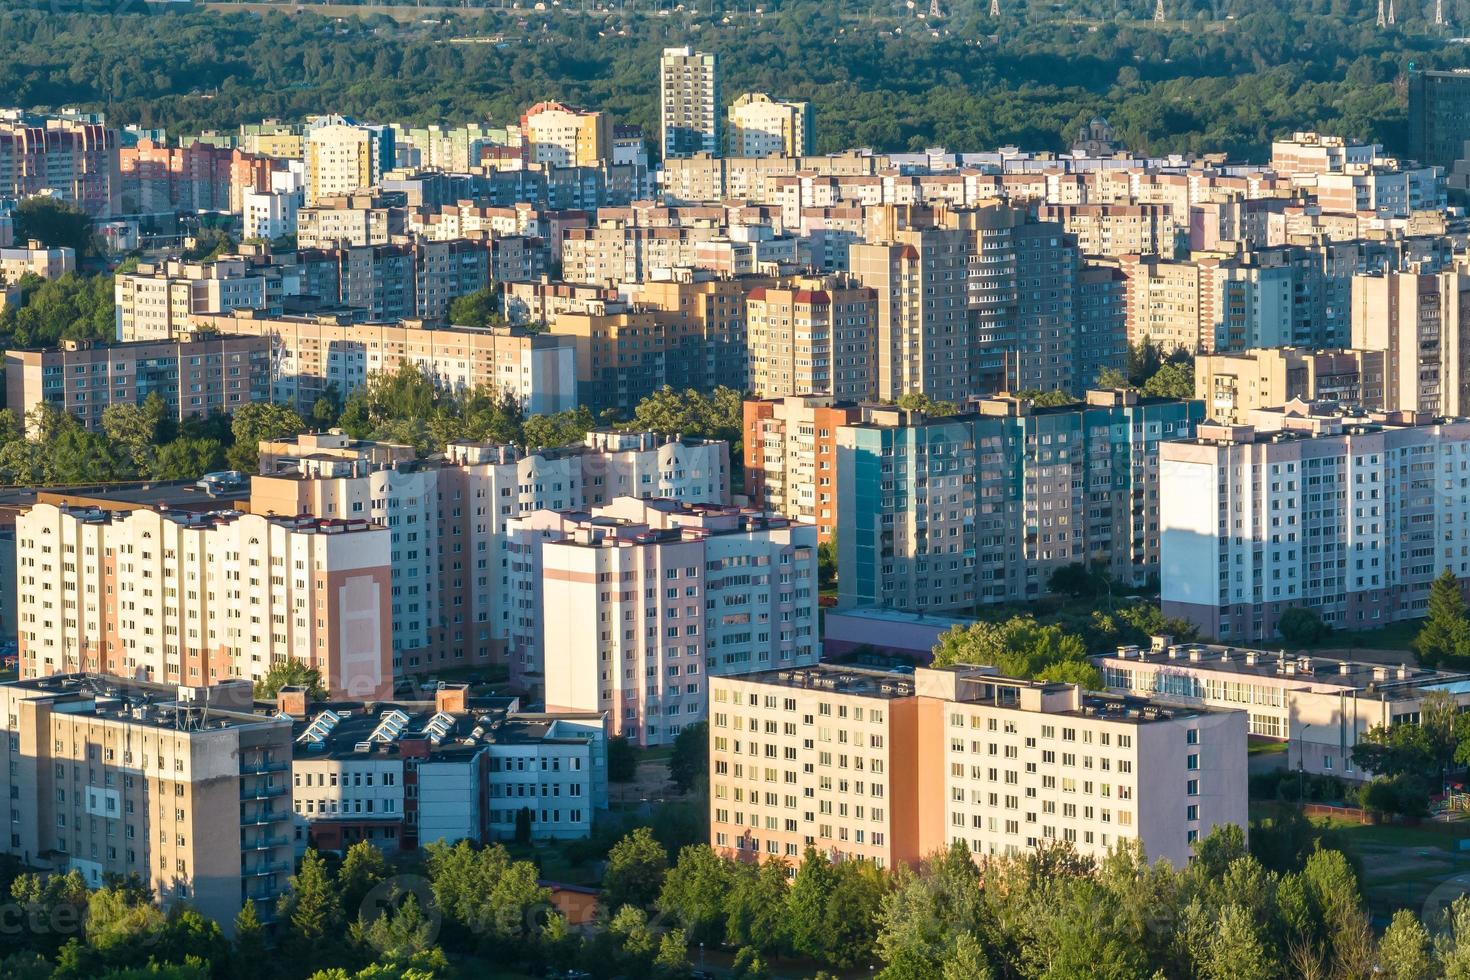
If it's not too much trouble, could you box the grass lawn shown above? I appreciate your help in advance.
[1248,739,1288,757]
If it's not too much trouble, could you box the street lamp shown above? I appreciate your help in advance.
[1298,723,1314,803]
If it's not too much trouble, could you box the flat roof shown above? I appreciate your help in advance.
[4,674,279,733]
[1098,643,1464,698]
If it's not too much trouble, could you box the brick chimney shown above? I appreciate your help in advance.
[276,685,309,718]
[435,684,469,715]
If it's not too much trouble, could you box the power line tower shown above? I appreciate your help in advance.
[1388,0,1396,24]
[929,0,942,17]
[1376,0,1386,27]
[1437,0,1446,27]
[1154,0,1165,21]
[989,0,999,15]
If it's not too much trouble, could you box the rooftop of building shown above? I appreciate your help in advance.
[850,388,1192,429]
[1097,639,1467,699]
[726,664,917,699]
[30,473,250,512]
[2,673,281,733]
[49,501,381,536]
[288,692,602,761]
[1179,403,1463,445]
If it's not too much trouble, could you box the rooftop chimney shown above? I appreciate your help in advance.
[276,685,308,718]
[436,684,470,715]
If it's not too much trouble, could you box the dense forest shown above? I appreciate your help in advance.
[0,1,1461,158]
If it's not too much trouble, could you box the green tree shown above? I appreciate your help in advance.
[447,286,501,327]
[1379,909,1434,980]
[730,946,770,980]
[817,534,837,590]
[522,406,596,448]
[1416,568,1470,668]
[14,197,95,256]
[337,839,389,919]
[1276,607,1329,646]
[423,839,548,948]
[514,806,532,845]
[277,850,344,970]
[253,658,325,700]
[1126,339,1164,386]
[786,846,837,961]
[228,402,307,473]
[724,858,790,953]
[1140,361,1194,399]
[1202,904,1275,980]
[1095,366,1131,390]
[1350,723,1433,779]
[607,735,637,782]
[930,616,1100,687]
[893,392,961,416]
[101,394,166,472]
[654,927,690,978]
[352,891,436,965]
[230,901,267,980]
[603,827,669,912]
[149,438,226,481]
[668,721,707,795]
[1014,388,1080,407]
[658,845,731,944]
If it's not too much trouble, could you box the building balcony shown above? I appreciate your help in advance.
[242,809,287,826]
[241,784,288,801]
[241,834,290,850]
[239,760,289,776]
[245,861,290,877]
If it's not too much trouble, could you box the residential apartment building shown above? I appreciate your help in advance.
[1351,268,1470,417]
[836,391,1204,612]
[302,122,395,207]
[118,139,275,215]
[1099,640,1470,777]
[0,240,73,285]
[630,270,773,394]
[252,430,729,672]
[726,94,811,158]
[16,504,394,699]
[660,47,720,159]
[295,193,405,248]
[115,257,278,342]
[1119,253,1293,354]
[746,275,878,402]
[506,498,819,746]
[1034,203,1182,259]
[849,204,1079,402]
[1076,263,1129,389]
[5,332,272,430]
[1160,407,1470,642]
[1408,67,1470,170]
[0,674,294,932]
[0,112,120,217]
[708,664,1247,870]
[743,395,863,541]
[191,309,577,416]
[1194,347,1388,424]
[520,102,613,168]
[285,685,607,852]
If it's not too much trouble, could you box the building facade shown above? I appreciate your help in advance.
[5,333,272,431]
[726,94,811,158]
[0,675,294,931]
[708,664,1247,870]
[660,47,720,159]
[743,395,862,541]
[1193,347,1387,424]
[837,391,1205,612]
[17,504,394,699]
[506,498,818,746]
[1160,407,1470,642]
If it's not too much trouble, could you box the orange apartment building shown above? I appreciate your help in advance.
[743,395,862,542]
[710,664,1248,871]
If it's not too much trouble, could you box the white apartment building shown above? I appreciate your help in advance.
[16,503,393,699]
[508,498,819,746]
[115,257,276,342]
[1161,406,1470,642]
[660,47,719,159]
[709,665,1248,871]
[727,93,811,158]
[252,431,730,673]
[303,122,394,207]
[252,456,438,669]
